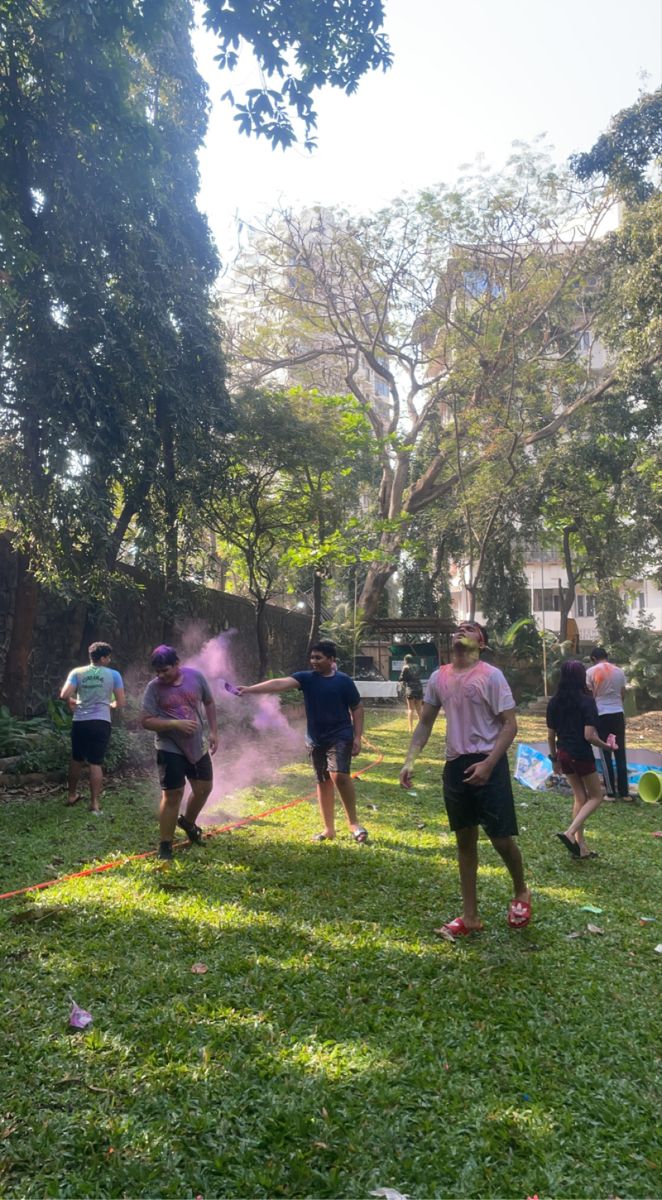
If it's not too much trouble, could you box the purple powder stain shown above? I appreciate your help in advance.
[223,681,241,696]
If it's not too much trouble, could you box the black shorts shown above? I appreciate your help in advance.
[309,741,353,782]
[157,751,213,792]
[443,753,518,839]
[71,720,112,766]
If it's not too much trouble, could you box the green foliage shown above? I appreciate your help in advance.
[0,706,50,756]
[231,149,635,620]
[204,0,391,149]
[571,86,662,202]
[9,726,152,776]
[9,731,70,774]
[319,601,367,669]
[0,0,230,595]
[477,532,531,635]
[501,616,542,658]
[611,629,662,710]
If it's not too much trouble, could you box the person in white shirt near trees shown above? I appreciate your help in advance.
[586,646,632,800]
[399,622,531,936]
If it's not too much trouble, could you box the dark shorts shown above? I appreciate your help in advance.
[405,688,423,701]
[309,740,353,782]
[157,750,213,792]
[443,753,518,839]
[71,720,112,766]
[557,749,597,778]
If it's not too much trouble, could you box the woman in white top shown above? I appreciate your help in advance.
[586,646,631,800]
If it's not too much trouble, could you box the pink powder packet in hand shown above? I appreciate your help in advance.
[606,733,618,749]
[223,681,241,696]
[69,1001,93,1029]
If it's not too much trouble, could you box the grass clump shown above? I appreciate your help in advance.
[0,712,660,1198]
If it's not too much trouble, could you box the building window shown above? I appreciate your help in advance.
[576,594,585,617]
[638,592,645,609]
[586,595,595,617]
[533,588,561,612]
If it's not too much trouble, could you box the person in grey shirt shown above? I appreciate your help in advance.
[141,645,218,860]
[60,641,125,813]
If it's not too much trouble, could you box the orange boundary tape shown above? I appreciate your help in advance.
[0,738,384,902]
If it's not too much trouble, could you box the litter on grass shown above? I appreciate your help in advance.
[191,962,209,974]
[370,1189,411,1200]
[69,1001,93,1029]
[581,905,603,914]
[655,944,662,955]
[587,923,604,935]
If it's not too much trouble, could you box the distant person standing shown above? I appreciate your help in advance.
[399,653,424,732]
[60,641,125,813]
[141,646,218,861]
[586,646,631,800]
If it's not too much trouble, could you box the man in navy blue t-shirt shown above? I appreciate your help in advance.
[238,641,368,843]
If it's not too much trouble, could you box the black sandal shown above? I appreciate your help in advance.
[556,832,580,857]
[177,815,203,844]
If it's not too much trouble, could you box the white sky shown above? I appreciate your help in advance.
[193,0,662,268]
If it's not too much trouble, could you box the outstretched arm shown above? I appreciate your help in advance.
[237,676,300,696]
[400,703,440,788]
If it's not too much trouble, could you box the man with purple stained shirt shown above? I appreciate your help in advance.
[141,645,219,860]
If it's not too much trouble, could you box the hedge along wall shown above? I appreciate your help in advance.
[0,538,310,714]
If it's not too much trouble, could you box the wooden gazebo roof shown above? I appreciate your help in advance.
[367,617,457,664]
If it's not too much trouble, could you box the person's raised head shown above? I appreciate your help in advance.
[89,641,112,664]
[452,621,488,663]
[404,653,415,664]
[590,645,609,662]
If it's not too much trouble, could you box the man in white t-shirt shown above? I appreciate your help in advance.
[586,646,630,800]
[399,621,530,936]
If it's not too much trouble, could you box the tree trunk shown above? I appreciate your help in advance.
[155,396,178,590]
[1,554,40,716]
[106,476,152,570]
[558,525,578,642]
[306,571,323,657]
[359,560,399,621]
[256,598,269,680]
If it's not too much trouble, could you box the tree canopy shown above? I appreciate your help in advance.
[203,0,392,149]
[227,148,660,620]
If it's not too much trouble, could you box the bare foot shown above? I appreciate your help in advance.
[64,795,80,807]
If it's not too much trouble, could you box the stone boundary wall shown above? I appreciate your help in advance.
[0,538,310,713]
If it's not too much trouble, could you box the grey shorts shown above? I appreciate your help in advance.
[309,741,353,781]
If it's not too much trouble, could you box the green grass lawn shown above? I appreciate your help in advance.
[1,711,660,1199]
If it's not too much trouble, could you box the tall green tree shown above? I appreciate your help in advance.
[228,149,660,620]
[204,389,375,676]
[0,0,388,710]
